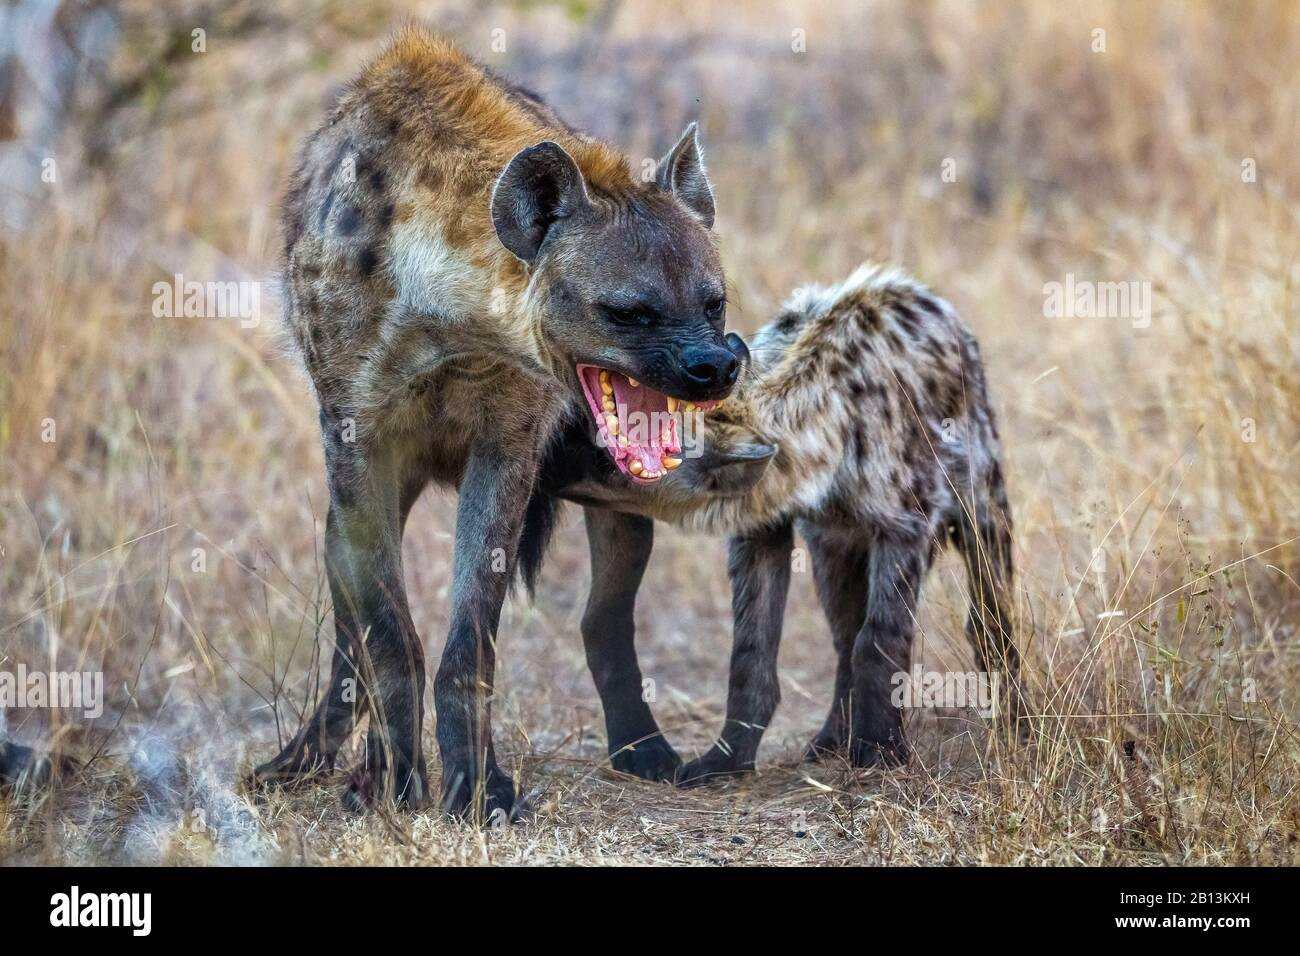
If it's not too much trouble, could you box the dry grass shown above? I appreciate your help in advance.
[1,0,1298,865]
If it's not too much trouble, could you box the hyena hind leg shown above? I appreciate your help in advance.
[580,507,681,782]
[252,438,429,810]
[846,537,931,767]
[802,526,871,762]
[249,504,381,790]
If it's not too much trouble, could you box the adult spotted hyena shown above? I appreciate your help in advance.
[252,26,741,818]
[538,263,1021,784]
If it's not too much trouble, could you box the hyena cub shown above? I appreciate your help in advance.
[543,263,1020,783]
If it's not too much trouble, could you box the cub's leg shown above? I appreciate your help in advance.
[801,526,871,761]
[848,536,931,767]
[677,520,793,787]
[581,508,681,781]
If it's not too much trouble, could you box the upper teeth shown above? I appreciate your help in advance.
[590,369,694,481]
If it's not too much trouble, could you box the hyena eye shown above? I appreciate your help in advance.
[704,297,726,323]
[601,304,654,328]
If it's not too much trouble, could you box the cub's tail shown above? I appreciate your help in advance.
[948,469,1022,733]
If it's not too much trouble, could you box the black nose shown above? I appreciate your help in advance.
[681,344,739,391]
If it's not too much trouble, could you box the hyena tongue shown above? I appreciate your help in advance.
[575,364,686,482]
[610,375,680,481]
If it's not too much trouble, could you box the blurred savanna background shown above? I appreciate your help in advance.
[1,0,1297,865]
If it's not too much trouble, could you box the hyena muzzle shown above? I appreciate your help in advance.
[535,263,1022,784]
[251,26,742,818]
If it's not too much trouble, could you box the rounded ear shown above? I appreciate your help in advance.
[700,441,775,496]
[655,121,715,229]
[724,331,751,371]
[491,141,591,263]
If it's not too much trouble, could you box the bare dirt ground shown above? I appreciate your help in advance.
[2,0,1297,865]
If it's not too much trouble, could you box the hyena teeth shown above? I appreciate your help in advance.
[628,378,639,388]
[629,460,643,475]
[603,397,616,413]
[618,436,628,447]
[601,380,613,397]
[605,414,619,435]
[663,457,681,469]
[666,397,678,413]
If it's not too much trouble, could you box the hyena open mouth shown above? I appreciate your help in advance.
[577,364,719,483]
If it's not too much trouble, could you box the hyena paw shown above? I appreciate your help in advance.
[341,759,429,813]
[802,732,844,763]
[675,748,753,789]
[247,743,334,791]
[609,734,681,782]
[439,761,523,825]
[0,741,79,793]
[994,691,1031,744]
[848,733,911,769]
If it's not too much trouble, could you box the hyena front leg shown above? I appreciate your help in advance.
[581,508,681,781]
[677,520,793,787]
[848,537,930,767]
[802,527,871,761]
[435,436,542,823]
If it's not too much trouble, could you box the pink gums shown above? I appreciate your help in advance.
[576,363,718,484]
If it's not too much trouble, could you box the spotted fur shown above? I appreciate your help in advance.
[682,263,1007,540]
[544,263,1020,781]
[255,26,733,818]
[279,27,636,450]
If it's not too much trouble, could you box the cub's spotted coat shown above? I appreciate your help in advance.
[544,264,1019,781]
